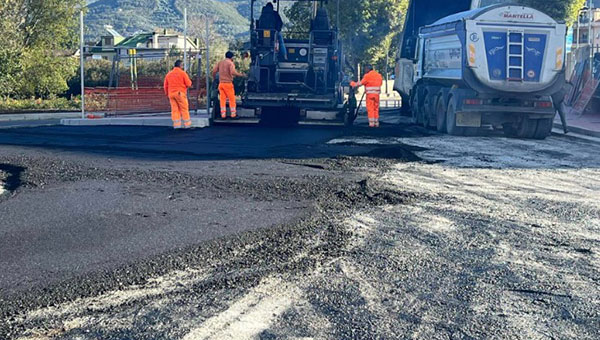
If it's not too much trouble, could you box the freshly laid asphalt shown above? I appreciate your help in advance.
[3,118,598,339]
[0,119,426,323]
[0,123,423,161]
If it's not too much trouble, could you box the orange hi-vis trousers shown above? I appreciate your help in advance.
[218,82,237,118]
[366,94,380,127]
[168,91,191,128]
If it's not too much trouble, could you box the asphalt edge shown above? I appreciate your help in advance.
[0,112,82,122]
[553,121,600,138]
[552,127,600,144]
[60,116,211,128]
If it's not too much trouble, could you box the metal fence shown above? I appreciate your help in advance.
[85,52,208,116]
[80,8,213,118]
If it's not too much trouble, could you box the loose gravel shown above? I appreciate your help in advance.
[1,127,599,339]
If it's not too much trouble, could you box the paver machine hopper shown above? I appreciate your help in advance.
[212,0,358,126]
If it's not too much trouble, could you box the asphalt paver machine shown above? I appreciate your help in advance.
[212,0,357,126]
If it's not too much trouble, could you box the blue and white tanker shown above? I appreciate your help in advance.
[395,0,567,139]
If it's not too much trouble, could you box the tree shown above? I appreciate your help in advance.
[285,0,408,71]
[518,0,587,25]
[0,0,25,98]
[0,0,85,99]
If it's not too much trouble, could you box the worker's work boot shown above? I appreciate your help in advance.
[374,120,380,128]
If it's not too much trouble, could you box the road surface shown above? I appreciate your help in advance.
[0,117,598,339]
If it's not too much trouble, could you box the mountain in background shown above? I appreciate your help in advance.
[85,0,276,41]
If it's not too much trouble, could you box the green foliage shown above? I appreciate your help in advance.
[0,0,24,98]
[67,59,113,96]
[0,0,84,99]
[19,49,79,98]
[0,97,80,112]
[517,0,587,25]
[285,1,408,69]
[283,1,312,38]
[86,0,249,41]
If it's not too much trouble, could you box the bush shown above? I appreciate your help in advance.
[66,59,113,97]
[0,97,80,112]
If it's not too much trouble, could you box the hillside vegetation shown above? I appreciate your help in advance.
[86,0,256,40]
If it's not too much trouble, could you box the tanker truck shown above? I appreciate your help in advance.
[394,0,567,139]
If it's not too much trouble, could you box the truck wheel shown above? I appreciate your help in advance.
[445,100,464,136]
[517,118,537,139]
[400,94,411,116]
[410,95,421,125]
[505,117,537,138]
[532,118,553,139]
[502,123,518,137]
[435,97,447,132]
[423,94,433,129]
[421,108,429,128]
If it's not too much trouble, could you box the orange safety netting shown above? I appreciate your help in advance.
[85,77,208,115]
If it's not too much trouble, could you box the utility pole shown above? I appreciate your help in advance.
[205,18,210,116]
[590,0,595,58]
[589,0,593,48]
[385,52,389,94]
[336,0,340,33]
[184,8,188,72]
[80,10,85,119]
[577,12,580,50]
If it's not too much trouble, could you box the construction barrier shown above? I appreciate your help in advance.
[85,85,207,115]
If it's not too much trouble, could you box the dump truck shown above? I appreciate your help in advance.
[394,0,567,138]
[212,0,357,126]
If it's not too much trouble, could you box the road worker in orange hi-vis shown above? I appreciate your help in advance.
[212,51,245,119]
[351,65,383,128]
[164,60,193,129]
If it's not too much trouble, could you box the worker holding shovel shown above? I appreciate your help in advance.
[351,65,383,128]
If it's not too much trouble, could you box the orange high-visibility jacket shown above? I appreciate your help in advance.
[357,70,383,94]
[164,67,192,95]
[212,59,238,84]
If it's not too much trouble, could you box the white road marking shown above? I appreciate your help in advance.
[183,277,301,340]
[17,268,208,339]
[327,138,385,145]
[0,171,6,195]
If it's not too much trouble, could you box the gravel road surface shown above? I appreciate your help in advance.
[0,118,598,339]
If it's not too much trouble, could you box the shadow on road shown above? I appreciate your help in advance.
[0,164,25,193]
